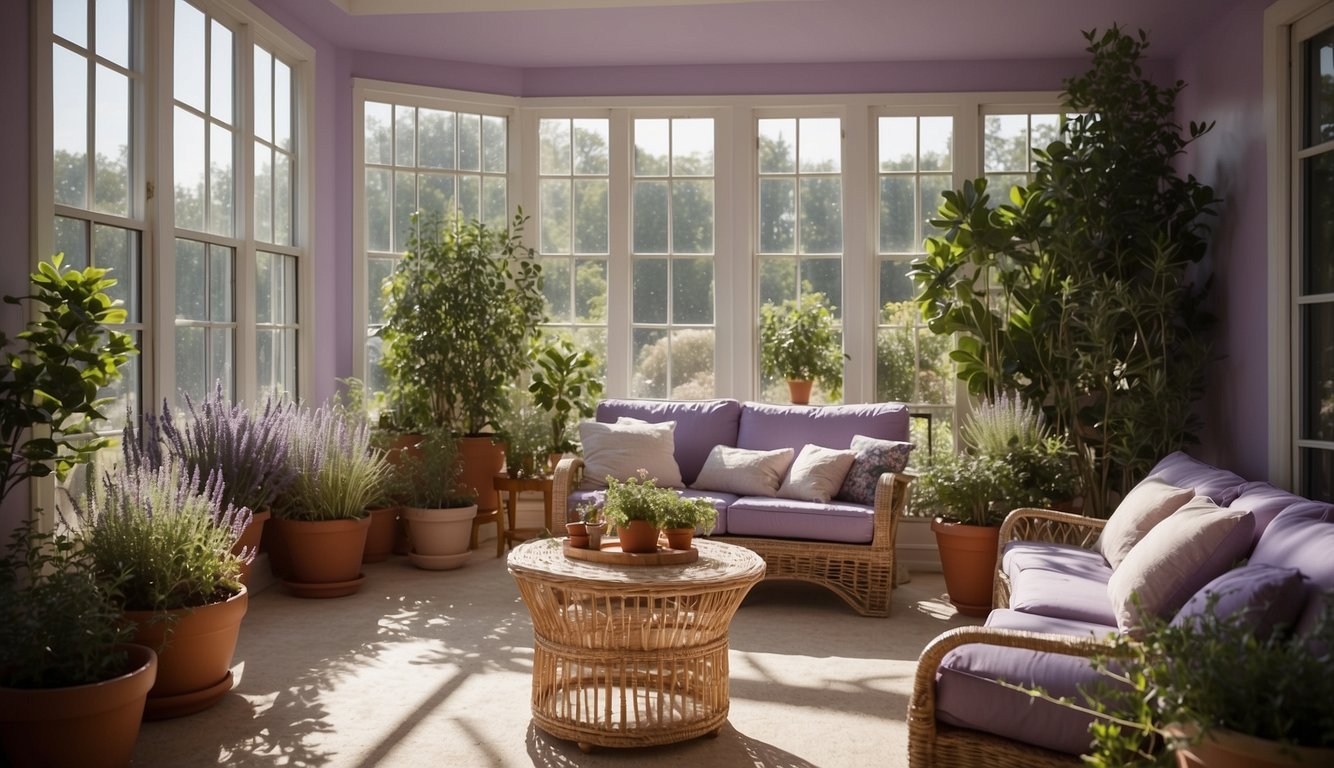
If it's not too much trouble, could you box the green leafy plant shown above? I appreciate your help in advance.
[277,405,391,521]
[910,27,1218,517]
[386,428,475,509]
[379,212,546,436]
[660,497,718,533]
[759,294,848,398]
[576,501,603,526]
[498,387,549,479]
[601,470,679,529]
[0,255,137,504]
[528,335,603,455]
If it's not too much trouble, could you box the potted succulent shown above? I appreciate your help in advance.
[759,294,848,404]
[378,211,546,511]
[75,458,251,720]
[273,404,391,596]
[660,497,718,551]
[528,334,603,466]
[392,428,479,570]
[602,470,677,553]
[0,524,157,768]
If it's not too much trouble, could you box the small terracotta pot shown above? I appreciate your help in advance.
[586,522,605,549]
[363,506,400,563]
[565,522,588,537]
[787,379,813,405]
[617,520,661,553]
[663,527,694,550]
[567,534,590,549]
[931,518,1001,617]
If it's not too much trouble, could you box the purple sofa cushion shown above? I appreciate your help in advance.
[596,399,742,486]
[1143,451,1248,506]
[1009,568,1118,627]
[1002,541,1113,583]
[1171,564,1308,639]
[725,496,874,543]
[1249,500,1334,636]
[1227,481,1312,546]
[937,609,1122,755]
[565,488,733,535]
[736,401,909,458]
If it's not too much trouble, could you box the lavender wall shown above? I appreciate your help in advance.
[1173,0,1269,482]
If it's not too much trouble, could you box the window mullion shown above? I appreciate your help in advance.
[235,23,258,404]
[606,109,632,396]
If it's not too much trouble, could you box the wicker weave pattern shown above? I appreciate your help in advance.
[551,458,913,617]
[992,508,1106,609]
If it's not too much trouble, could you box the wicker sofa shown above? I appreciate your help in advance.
[551,398,914,617]
[907,452,1334,767]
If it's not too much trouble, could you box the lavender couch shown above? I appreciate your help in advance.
[908,452,1334,767]
[551,398,914,616]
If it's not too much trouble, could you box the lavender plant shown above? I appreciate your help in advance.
[278,405,391,521]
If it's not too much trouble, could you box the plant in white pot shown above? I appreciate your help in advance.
[392,428,479,570]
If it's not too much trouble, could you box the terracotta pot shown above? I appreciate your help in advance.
[232,508,270,587]
[274,516,370,597]
[0,644,157,768]
[617,520,661,554]
[565,522,588,537]
[402,504,477,570]
[663,527,694,550]
[586,522,605,549]
[931,518,1001,617]
[458,436,505,511]
[1172,726,1334,768]
[567,534,590,549]
[363,506,400,563]
[123,586,248,720]
[787,379,813,405]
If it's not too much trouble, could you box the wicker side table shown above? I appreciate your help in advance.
[507,538,765,752]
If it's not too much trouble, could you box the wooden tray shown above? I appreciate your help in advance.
[562,539,699,565]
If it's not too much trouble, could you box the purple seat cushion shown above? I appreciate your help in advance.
[725,496,874,543]
[1002,541,1113,583]
[1144,451,1248,506]
[1008,568,1118,627]
[736,401,909,459]
[566,488,733,534]
[1227,481,1312,547]
[1249,500,1334,635]
[596,399,742,486]
[1171,564,1308,639]
[937,609,1122,755]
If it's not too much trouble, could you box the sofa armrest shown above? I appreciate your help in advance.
[873,470,915,550]
[552,456,585,525]
[997,507,1105,557]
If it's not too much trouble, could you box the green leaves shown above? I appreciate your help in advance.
[528,335,603,453]
[758,294,848,398]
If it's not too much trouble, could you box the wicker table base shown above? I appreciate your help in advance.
[508,538,765,752]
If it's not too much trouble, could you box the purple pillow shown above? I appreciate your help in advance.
[1171,564,1308,639]
[836,435,913,505]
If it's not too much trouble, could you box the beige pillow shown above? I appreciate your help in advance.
[778,445,857,503]
[1098,477,1195,569]
[1106,497,1256,636]
[577,420,683,490]
[691,445,795,497]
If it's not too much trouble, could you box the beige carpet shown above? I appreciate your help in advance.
[132,542,978,768]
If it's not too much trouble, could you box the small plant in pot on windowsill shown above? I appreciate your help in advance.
[392,428,479,571]
[759,294,848,405]
[602,470,677,554]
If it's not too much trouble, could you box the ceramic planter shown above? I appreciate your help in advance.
[363,506,400,563]
[0,644,157,768]
[402,504,477,570]
[232,508,270,587]
[274,516,371,597]
[930,518,1001,617]
[787,379,813,405]
[663,527,694,550]
[458,436,505,512]
[1172,725,1334,768]
[123,586,248,720]
[617,520,661,553]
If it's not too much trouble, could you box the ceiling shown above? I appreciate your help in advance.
[260,0,1253,69]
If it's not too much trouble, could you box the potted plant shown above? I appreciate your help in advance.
[75,458,251,720]
[0,524,157,768]
[273,404,391,596]
[499,386,550,480]
[759,294,848,404]
[916,395,1077,616]
[378,211,546,511]
[580,503,606,549]
[660,497,718,550]
[392,428,479,570]
[602,470,677,553]
[528,334,603,466]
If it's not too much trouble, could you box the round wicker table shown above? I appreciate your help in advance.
[507,537,765,752]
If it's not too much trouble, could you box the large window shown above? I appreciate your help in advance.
[983,110,1061,200]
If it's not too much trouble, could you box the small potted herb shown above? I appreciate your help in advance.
[580,503,606,550]
[602,470,677,553]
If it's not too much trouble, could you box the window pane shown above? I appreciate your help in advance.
[1304,152,1334,295]
[575,259,607,323]
[53,45,88,208]
[257,329,274,395]
[253,47,272,140]
[876,325,915,402]
[799,176,842,254]
[539,118,571,176]
[274,59,292,151]
[987,173,1027,203]
[482,115,506,173]
[574,179,609,254]
[256,251,274,324]
[211,327,233,395]
[211,21,233,125]
[672,180,713,254]
[54,216,88,268]
[458,175,480,222]
[100,330,139,428]
[800,258,842,318]
[672,258,713,324]
[93,64,130,216]
[1302,302,1334,442]
[365,101,392,165]
[54,0,87,48]
[672,118,713,176]
[367,257,394,325]
[573,118,609,175]
[93,224,139,321]
[878,116,915,172]
[174,108,206,231]
[281,255,298,324]
[1301,447,1334,502]
[633,258,668,323]
[174,0,205,111]
[394,105,415,167]
[209,123,234,236]
[633,180,668,253]
[175,326,206,408]
[879,176,915,253]
[798,118,840,172]
[634,118,669,176]
[631,327,668,399]
[879,259,914,304]
[758,258,797,307]
[1308,28,1334,146]
[985,114,1027,172]
[175,238,206,319]
[393,171,416,250]
[418,108,454,169]
[274,152,292,246]
[419,172,455,224]
[541,258,572,322]
[254,144,272,242]
[758,118,795,173]
[920,174,952,244]
[670,328,714,399]
[209,244,233,322]
[920,116,953,171]
[96,0,130,68]
[540,179,571,255]
[483,177,506,229]
[759,178,795,253]
[458,113,481,171]
[366,168,391,251]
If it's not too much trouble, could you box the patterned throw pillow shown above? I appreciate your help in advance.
[836,435,914,505]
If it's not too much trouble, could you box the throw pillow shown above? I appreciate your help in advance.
[691,445,795,497]
[1097,477,1195,569]
[778,444,857,503]
[1171,563,1307,640]
[1106,497,1256,636]
[836,435,914,505]
[577,419,683,490]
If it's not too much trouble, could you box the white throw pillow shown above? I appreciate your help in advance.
[691,445,795,497]
[777,444,857,503]
[1098,477,1195,569]
[577,420,683,490]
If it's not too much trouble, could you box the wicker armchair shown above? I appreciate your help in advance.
[993,507,1106,608]
[551,456,914,617]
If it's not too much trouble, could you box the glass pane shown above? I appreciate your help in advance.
[393,172,416,251]
[985,114,1028,172]
[1308,29,1334,146]
[96,0,129,68]
[255,145,273,242]
[419,172,455,224]
[93,224,138,321]
[53,45,88,208]
[632,258,668,323]
[574,179,609,254]
[758,118,795,174]
[879,176,915,253]
[365,168,391,251]
[54,0,87,48]
[209,244,233,322]
[986,173,1027,204]
[634,118,669,176]
[879,259,914,305]
[541,258,572,323]
[100,331,139,429]
[93,65,130,216]
[1030,114,1059,166]
[670,328,714,399]
[573,118,609,175]
[672,258,713,324]
[920,174,952,244]
[211,21,233,125]
[633,180,668,253]
[458,175,481,222]
[418,108,454,169]
[367,257,395,325]
[631,327,667,399]
[799,177,842,254]
[173,108,206,231]
[1302,302,1334,442]
[1300,447,1334,503]
[758,258,797,308]
[918,327,955,404]
[281,255,298,325]
[575,258,608,323]
[801,258,843,318]
[458,113,481,172]
[920,116,953,172]
[482,115,506,173]
[540,179,571,255]
[878,116,915,172]
[256,251,274,324]
[798,117,840,172]
[394,105,415,167]
[210,327,233,396]
[274,59,292,151]
[539,118,571,176]
[54,216,88,268]
[257,328,274,394]
[758,178,795,254]
[175,326,205,409]
[175,238,206,320]
[274,152,292,246]
[672,180,714,254]
[364,101,392,165]
[672,118,713,176]
[1304,152,1334,295]
[366,336,387,396]
[209,123,234,236]
[483,176,508,230]
[876,326,915,402]
[174,0,205,111]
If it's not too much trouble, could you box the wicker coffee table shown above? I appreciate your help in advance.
[507,537,765,752]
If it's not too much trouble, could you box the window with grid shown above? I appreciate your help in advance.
[983,111,1061,201]
[362,100,508,396]
[630,117,716,399]
[538,117,609,373]
[756,116,843,403]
